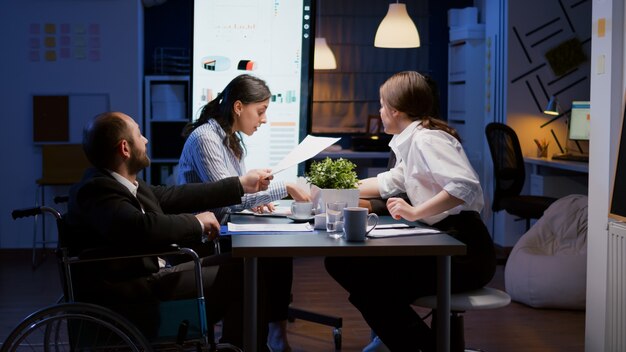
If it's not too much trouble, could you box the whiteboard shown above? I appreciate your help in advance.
[192,0,314,182]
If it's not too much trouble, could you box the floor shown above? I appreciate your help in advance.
[0,249,585,351]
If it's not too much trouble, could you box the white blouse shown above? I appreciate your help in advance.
[376,121,484,225]
[177,119,287,220]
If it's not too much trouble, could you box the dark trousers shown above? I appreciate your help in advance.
[211,237,294,350]
[324,211,496,351]
[74,253,245,347]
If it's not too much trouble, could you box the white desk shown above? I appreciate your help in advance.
[229,215,466,352]
[524,156,589,174]
[524,156,588,198]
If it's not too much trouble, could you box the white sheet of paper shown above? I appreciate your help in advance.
[236,206,292,217]
[270,135,341,175]
[227,222,314,232]
[367,226,442,238]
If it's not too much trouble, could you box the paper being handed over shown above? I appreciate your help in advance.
[270,135,340,176]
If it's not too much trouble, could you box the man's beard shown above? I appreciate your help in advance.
[128,149,150,174]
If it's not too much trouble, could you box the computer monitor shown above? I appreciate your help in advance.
[569,101,590,141]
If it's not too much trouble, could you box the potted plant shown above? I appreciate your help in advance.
[305,157,360,212]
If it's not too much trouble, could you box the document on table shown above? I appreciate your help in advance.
[235,206,292,217]
[270,135,341,176]
[227,222,314,232]
[367,223,442,238]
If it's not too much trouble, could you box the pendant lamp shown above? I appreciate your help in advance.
[374,2,420,48]
[314,38,337,69]
[314,0,337,69]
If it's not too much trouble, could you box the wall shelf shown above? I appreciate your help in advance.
[144,75,190,185]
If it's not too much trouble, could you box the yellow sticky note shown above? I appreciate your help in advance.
[598,18,606,38]
[45,50,57,61]
[44,23,56,34]
[44,36,56,48]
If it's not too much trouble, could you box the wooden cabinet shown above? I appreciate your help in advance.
[144,75,190,185]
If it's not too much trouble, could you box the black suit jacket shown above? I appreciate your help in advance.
[65,167,244,281]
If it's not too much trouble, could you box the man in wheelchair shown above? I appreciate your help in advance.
[63,111,272,348]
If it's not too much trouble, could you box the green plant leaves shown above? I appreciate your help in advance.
[305,157,358,189]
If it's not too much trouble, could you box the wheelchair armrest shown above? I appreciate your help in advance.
[76,244,186,262]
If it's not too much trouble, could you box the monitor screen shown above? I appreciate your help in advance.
[569,101,590,141]
[192,0,313,181]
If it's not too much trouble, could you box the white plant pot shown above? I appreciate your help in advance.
[310,185,360,213]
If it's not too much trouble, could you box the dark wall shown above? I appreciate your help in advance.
[144,0,473,120]
[144,0,193,75]
[429,0,474,120]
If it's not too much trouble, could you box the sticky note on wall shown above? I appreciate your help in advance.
[598,18,606,38]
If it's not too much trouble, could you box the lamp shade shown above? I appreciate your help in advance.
[374,3,420,48]
[314,37,337,70]
[544,96,560,116]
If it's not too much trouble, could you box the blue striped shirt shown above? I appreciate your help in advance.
[177,119,287,220]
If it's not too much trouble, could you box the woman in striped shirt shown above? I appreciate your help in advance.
[178,74,307,351]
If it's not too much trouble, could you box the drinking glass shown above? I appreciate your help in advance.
[326,201,347,238]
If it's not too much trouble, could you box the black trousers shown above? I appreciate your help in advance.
[324,211,496,352]
[209,237,294,350]
[74,253,245,347]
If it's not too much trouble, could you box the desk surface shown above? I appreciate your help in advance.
[524,156,589,173]
[228,213,465,352]
[228,215,466,258]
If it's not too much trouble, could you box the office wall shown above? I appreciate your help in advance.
[506,0,591,157]
[0,0,143,248]
[483,0,592,245]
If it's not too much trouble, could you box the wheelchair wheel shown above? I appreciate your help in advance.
[1,302,152,352]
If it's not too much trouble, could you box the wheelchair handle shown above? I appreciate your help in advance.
[12,206,61,220]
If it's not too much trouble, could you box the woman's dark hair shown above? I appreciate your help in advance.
[182,74,271,159]
[83,112,131,169]
[380,71,460,142]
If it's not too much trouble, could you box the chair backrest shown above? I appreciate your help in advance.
[485,123,526,211]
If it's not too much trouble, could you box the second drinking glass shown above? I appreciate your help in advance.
[326,201,348,238]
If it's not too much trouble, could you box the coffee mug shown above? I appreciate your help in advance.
[291,201,313,219]
[343,207,379,242]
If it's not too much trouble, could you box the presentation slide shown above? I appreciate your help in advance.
[192,0,313,182]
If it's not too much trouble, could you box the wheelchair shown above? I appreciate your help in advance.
[3,205,242,352]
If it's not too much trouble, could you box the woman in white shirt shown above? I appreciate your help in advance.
[325,71,496,352]
[178,74,307,351]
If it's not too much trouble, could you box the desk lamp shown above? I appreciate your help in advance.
[541,96,565,154]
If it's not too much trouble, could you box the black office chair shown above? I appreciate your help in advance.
[485,122,557,230]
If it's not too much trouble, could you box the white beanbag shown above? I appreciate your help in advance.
[504,194,588,309]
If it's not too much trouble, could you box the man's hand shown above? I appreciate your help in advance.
[195,211,220,241]
[240,169,273,193]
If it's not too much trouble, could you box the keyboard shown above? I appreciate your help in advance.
[551,153,589,162]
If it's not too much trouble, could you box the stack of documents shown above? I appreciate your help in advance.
[235,206,291,217]
[227,222,314,232]
[367,223,442,238]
